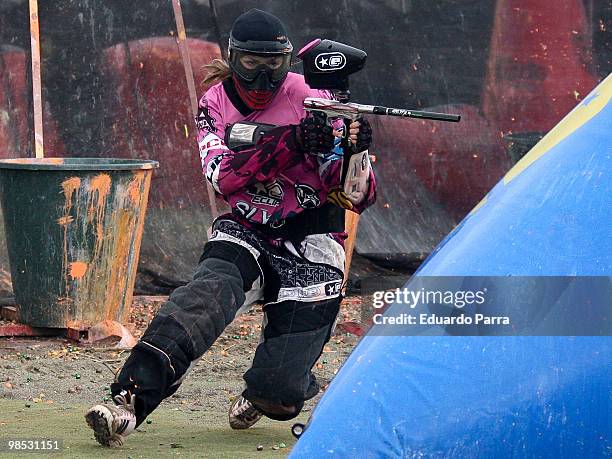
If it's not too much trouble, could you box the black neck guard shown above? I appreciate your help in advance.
[223,78,253,117]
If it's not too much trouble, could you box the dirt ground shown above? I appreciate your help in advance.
[0,296,364,458]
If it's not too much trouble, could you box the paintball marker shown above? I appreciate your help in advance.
[298,39,461,123]
[297,39,460,282]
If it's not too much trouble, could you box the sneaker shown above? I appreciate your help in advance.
[85,390,137,447]
[228,395,263,429]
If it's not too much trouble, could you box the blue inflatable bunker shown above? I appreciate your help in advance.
[290,76,612,457]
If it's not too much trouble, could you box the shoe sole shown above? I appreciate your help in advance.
[229,418,262,430]
[85,406,114,447]
[229,414,252,430]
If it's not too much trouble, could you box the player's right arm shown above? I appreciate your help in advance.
[196,92,303,196]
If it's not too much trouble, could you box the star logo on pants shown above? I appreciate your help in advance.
[325,281,341,297]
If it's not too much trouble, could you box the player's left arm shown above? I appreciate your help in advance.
[324,117,376,213]
[343,117,377,213]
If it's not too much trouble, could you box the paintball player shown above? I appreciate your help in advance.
[85,8,375,447]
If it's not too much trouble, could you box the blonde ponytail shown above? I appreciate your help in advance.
[202,58,232,87]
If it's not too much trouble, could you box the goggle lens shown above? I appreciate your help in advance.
[231,51,291,83]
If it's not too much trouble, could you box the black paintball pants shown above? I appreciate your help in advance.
[111,218,344,425]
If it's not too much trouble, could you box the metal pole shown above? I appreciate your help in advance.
[28,0,44,158]
[171,0,219,221]
[208,0,227,61]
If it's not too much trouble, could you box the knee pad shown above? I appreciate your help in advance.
[146,256,251,360]
[199,239,263,294]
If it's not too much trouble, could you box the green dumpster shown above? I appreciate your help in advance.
[0,158,158,329]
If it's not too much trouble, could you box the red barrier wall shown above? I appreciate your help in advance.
[482,0,598,134]
[101,38,221,209]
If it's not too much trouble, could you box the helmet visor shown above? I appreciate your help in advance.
[230,50,291,83]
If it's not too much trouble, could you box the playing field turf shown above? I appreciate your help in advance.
[0,399,303,458]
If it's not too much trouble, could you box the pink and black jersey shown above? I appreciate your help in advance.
[196,72,376,234]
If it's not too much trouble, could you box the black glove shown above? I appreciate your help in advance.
[345,117,373,153]
[296,111,335,154]
[355,117,372,152]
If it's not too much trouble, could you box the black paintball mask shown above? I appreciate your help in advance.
[228,9,293,109]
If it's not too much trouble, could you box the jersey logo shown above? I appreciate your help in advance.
[195,105,216,132]
[247,181,284,207]
[235,201,285,227]
[295,183,321,209]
